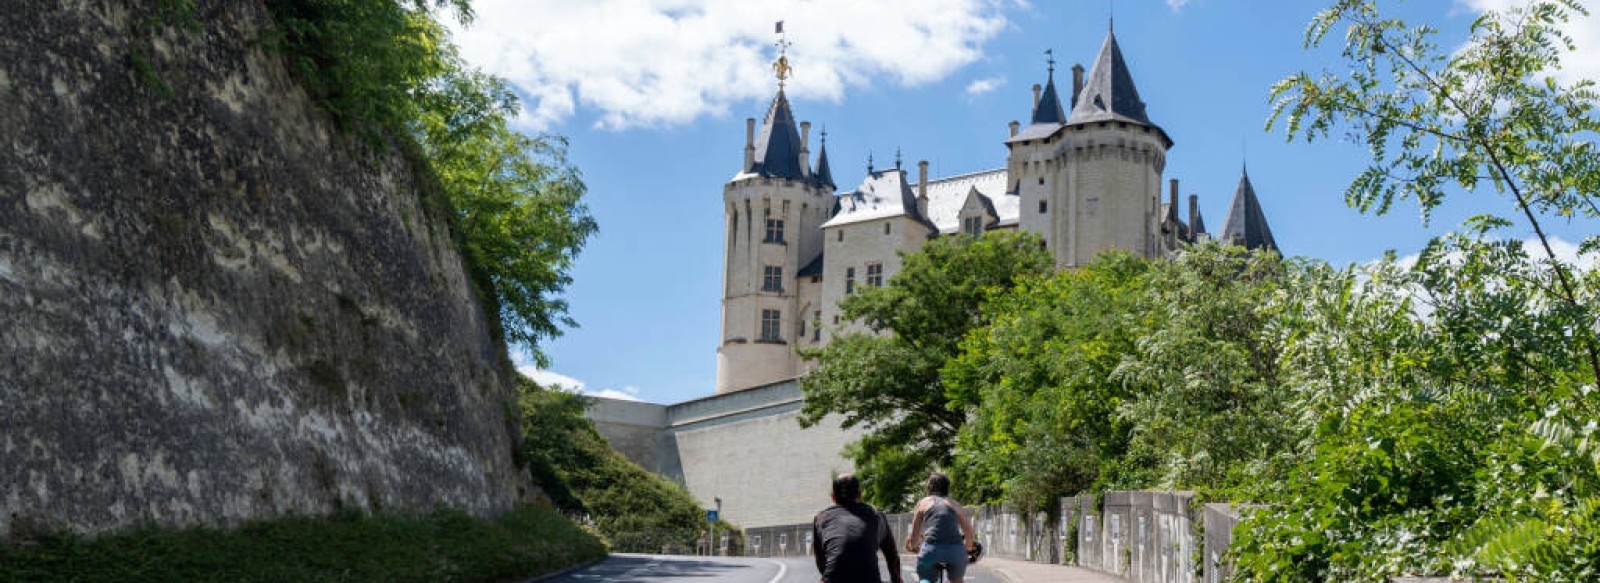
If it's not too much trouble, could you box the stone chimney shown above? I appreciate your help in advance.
[1032,84,1042,111]
[1009,120,1020,137]
[1169,179,1180,225]
[917,160,930,218]
[800,121,812,177]
[744,117,756,171]
[1071,64,1085,109]
[1189,194,1201,240]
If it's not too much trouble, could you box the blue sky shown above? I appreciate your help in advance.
[446,0,1600,404]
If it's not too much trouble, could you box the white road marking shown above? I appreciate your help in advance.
[765,559,788,583]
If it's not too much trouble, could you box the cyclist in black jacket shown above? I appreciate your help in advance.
[812,474,903,583]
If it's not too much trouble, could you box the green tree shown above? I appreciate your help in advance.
[518,379,708,549]
[1113,243,1297,493]
[798,231,1053,510]
[1230,1,1600,576]
[943,251,1150,509]
[263,0,596,364]
[1269,0,1600,381]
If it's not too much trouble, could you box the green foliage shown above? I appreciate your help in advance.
[944,250,1150,510]
[1226,1,1600,578]
[517,378,708,548]
[1114,244,1299,494]
[798,231,1053,510]
[948,243,1296,509]
[1269,0,1600,379]
[0,505,604,582]
[261,0,595,364]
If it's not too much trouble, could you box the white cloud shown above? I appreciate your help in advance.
[447,0,1010,130]
[1166,0,1192,12]
[515,364,646,402]
[1458,0,1600,86]
[965,76,1004,95]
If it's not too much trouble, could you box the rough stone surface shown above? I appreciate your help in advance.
[0,0,528,537]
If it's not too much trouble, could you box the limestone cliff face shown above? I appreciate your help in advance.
[0,1,529,536]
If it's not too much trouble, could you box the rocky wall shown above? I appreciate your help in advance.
[0,0,528,537]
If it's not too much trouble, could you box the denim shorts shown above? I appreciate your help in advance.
[915,542,968,582]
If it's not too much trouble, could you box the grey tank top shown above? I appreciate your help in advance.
[921,497,964,544]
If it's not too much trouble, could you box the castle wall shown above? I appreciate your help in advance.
[668,380,860,528]
[587,380,861,529]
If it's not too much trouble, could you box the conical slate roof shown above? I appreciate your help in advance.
[814,136,835,189]
[1031,69,1067,125]
[1067,30,1152,126]
[1220,167,1277,251]
[1192,210,1207,237]
[750,89,808,180]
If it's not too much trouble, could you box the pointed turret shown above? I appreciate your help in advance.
[1220,167,1277,251]
[1068,30,1154,127]
[749,89,809,180]
[814,131,835,189]
[1031,62,1067,125]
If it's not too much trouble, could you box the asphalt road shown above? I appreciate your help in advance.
[538,553,1002,583]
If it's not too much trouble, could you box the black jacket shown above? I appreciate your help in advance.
[812,502,902,583]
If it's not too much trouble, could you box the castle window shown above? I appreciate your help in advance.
[760,309,781,341]
[1039,200,1047,213]
[813,311,821,341]
[762,265,783,292]
[845,267,856,294]
[764,218,785,243]
[1038,177,1044,185]
[798,316,806,340]
[962,216,983,236]
[866,263,883,287]
[837,230,843,242]
[884,223,891,235]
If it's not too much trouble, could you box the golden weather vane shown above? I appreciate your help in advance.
[773,21,793,88]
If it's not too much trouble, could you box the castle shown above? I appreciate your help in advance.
[587,28,1277,529]
[716,28,1277,394]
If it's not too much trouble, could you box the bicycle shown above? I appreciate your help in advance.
[916,541,983,583]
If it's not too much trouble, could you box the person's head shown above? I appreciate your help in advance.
[831,474,862,504]
[925,472,951,497]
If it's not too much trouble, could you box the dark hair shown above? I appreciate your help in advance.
[926,472,951,497]
[832,474,862,503]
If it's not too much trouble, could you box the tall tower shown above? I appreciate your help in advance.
[1009,30,1172,267]
[716,41,835,394]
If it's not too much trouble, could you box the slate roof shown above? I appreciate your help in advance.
[922,168,1016,232]
[1192,209,1207,237]
[1031,70,1067,125]
[1067,30,1152,127]
[821,169,936,231]
[813,137,835,189]
[1220,167,1277,251]
[797,252,825,277]
[749,89,808,180]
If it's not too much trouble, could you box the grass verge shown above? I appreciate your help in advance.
[0,504,605,582]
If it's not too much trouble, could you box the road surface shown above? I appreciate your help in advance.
[537,553,1003,583]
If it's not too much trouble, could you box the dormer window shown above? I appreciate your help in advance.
[764,218,785,243]
[962,216,983,236]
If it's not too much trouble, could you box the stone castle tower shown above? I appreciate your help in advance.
[715,28,1277,394]
[715,88,836,394]
[1010,32,1173,268]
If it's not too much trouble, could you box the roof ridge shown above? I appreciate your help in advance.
[924,167,1007,184]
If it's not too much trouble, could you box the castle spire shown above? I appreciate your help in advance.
[1067,29,1153,127]
[1030,49,1067,125]
[1220,166,1278,252]
[814,128,835,189]
[747,24,809,180]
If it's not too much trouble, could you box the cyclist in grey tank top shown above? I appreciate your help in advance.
[904,472,976,583]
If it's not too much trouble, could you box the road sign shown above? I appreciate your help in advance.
[706,510,719,523]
